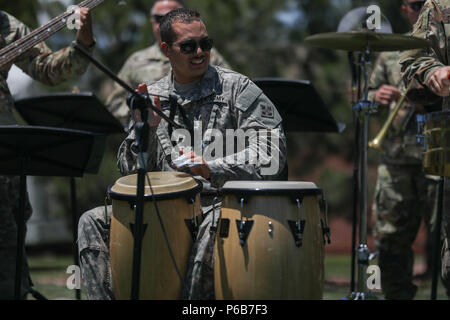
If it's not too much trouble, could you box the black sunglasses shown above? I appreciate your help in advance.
[152,14,166,24]
[176,37,214,54]
[407,1,425,12]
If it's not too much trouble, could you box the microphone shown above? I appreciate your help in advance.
[126,92,152,112]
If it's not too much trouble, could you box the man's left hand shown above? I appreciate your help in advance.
[76,7,94,47]
[181,150,210,179]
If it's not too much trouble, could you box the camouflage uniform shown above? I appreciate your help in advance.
[78,65,287,299]
[369,51,439,299]
[105,42,229,125]
[400,0,450,295]
[0,11,93,299]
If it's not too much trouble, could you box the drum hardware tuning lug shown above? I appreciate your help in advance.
[290,195,304,205]
[287,220,306,247]
[353,100,377,114]
[129,223,148,241]
[320,219,331,245]
[416,114,428,151]
[127,200,136,211]
[268,221,274,235]
[319,197,331,245]
[236,219,253,246]
[357,244,370,266]
[369,251,379,261]
[209,196,220,235]
[184,217,199,241]
[185,196,196,205]
[217,218,230,238]
[232,195,249,205]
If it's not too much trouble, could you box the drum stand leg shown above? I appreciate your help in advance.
[348,51,361,295]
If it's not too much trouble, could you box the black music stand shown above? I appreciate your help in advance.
[14,93,124,300]
[14,92,125,135]
[0,125,105,300]
[253,78,345,133]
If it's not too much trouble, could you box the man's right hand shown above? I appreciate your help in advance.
[374,84,401,106]
[133,83,162,127]
[427,66,450,97]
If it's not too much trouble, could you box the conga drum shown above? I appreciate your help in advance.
[214,181,326,300]
[419,110,450,177]
[108,171,202,299]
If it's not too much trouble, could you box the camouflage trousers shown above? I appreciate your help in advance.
[0,175,33,300]
[372,164,438,300]
[77,197,220,300]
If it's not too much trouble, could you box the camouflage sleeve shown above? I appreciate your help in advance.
[400,1,446,104]
[207,78,287,188]
[368,53,388,102]
[10,14,92,86]
[104,59,135,126]
[116,120,160,176]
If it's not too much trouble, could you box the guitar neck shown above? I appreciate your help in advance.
[0,0,104,69]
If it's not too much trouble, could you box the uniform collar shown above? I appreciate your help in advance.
[148,65,219,105]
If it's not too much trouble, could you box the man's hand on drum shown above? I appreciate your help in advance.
[132,83,162,127]
[180,150,211,179]
[374,84,401,106]
[427,66,450,97]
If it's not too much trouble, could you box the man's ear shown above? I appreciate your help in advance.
[161,42,170,57]
[400,4,407,17]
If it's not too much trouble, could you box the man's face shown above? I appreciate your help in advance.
[162,20,211,84]
[401,1,425,25]
[151,0,182,43]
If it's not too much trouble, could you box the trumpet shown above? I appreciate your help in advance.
[368,92,408,151]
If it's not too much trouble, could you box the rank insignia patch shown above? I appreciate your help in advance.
[261,104,274,118]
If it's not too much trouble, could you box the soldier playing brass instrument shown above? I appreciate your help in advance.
[368,0,442,300]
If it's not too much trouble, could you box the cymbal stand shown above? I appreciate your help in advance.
[349,46,379,300]
[348,51,361,294]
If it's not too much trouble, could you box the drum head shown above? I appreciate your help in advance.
[108,171,201,201]
[221,181,322,196]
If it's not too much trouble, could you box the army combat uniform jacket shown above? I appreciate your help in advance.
[117,65,287,188]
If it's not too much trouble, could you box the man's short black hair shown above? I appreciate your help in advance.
[159,8,202,45]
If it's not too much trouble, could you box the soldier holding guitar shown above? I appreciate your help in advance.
[0,5,95,299]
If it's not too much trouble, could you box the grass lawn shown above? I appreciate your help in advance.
[25,252,449,300]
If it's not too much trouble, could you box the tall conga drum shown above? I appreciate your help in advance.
[108,171,202,299]
[419,110,450,177]
[214,181,326,300]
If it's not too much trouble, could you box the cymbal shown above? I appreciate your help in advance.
[304,32,429,52]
